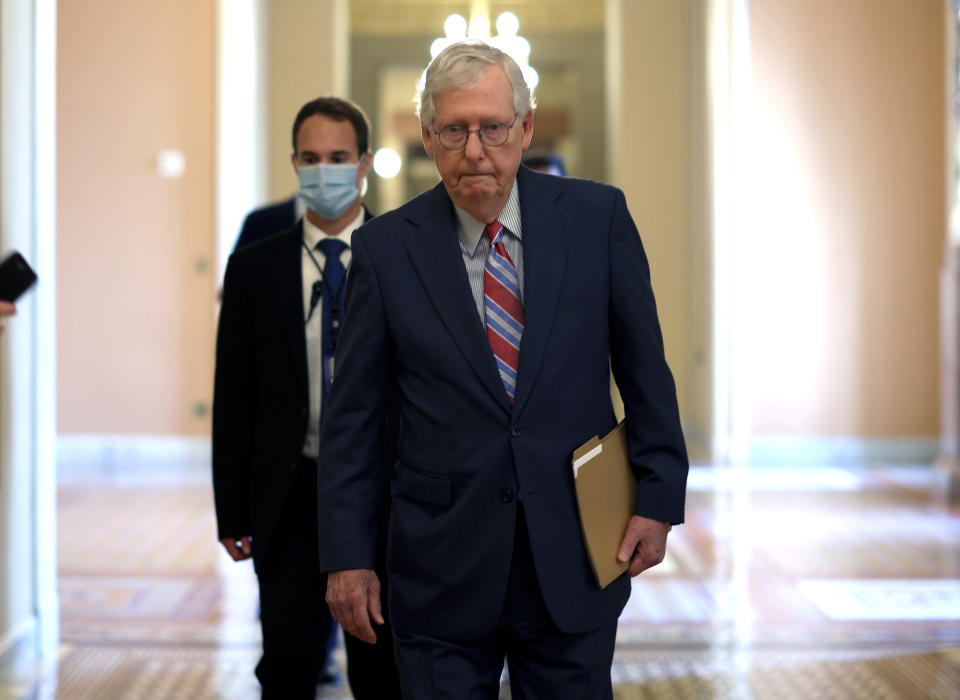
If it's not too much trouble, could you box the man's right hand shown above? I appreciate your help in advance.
[220,536,252,561]
[326,568,383,644]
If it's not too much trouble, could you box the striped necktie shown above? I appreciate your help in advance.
[484,221,525,403]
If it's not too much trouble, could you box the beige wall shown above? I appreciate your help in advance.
[57,0,216,435]
[53,0,946,445]
[608,0,945,451]
[749,0,945,437]
[607,0,709,453]
[265,0,347,201]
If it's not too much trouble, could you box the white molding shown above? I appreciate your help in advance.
[2,0,59,663]
[0,616,36,663]
[744,435,939,467]
[58,435,211,484]
[34,0,59,658]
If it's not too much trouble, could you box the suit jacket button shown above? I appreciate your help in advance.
[510,426,521,438]
[500,488,514,503]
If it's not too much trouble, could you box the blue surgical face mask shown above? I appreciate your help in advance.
[297,163,360,219]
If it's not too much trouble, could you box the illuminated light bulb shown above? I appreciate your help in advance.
[497,36,519,63]
[496,12,520,37]
[444,13,467,39]
[523,65,539,90]
[430,37,450,59]
[373,148,402,179]
[513,36,531,61]
[468,14,490,39]
[429,9,536,95]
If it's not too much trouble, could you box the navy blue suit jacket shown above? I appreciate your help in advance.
[317,166,687,640]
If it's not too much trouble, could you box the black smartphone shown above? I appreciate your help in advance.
[0,251,38,302]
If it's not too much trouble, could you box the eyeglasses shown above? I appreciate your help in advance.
[433,114,519,150]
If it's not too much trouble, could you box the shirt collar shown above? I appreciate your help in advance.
[455,180,523,256]
[301,207,365,250]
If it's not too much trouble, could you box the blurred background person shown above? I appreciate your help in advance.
[233,195,303,252]
[522,148,567,176]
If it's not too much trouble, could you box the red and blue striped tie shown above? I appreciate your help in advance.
[484,221,524,403]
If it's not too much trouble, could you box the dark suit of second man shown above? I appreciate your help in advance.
[213,96,401,700]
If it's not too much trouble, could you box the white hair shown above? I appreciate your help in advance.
[415,40,535,128]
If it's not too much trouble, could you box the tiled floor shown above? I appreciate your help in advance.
[1,463,958,698]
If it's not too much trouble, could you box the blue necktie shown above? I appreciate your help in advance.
[315,237,348,420]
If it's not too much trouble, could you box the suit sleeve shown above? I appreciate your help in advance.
[212,253,256,539]
[607,189,689,525]
[317,231,392,573]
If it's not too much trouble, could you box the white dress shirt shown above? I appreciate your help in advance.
[454,181,525,322]
[301,209,364,458]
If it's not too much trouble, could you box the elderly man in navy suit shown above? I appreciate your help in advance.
[318,42,688,699]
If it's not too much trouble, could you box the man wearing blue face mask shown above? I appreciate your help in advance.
[213,97,401,700]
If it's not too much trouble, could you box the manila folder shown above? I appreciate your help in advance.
[571,420,636,588]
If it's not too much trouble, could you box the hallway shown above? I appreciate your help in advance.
[1,461,958,699]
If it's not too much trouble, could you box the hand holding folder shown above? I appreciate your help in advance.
[571,420,637,588]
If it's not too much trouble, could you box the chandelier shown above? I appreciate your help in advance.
[430,1,539,89]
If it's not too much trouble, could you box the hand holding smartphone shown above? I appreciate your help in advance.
[0,251,38,302]
[0,252,37,334]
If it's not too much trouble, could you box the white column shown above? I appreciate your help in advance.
[604,0,715,460]
[216,0,267,282]
[0,0,59,659]
[939,0,960,502]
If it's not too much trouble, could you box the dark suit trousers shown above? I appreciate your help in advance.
[255,456,332,700]
[344,621,403,699]
[256,456,403,700]
[392,506,617,700]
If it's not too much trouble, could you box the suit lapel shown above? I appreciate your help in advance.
[402,184,512,413]
[274,223,309,394]
[513,169,568,416]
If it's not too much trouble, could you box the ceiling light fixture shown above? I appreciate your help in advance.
[430,1,539,89]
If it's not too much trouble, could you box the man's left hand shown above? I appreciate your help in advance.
[616,515,671,577]
[326,568,383,644]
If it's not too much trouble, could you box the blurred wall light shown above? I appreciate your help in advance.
[430,2,539,89]
[373,147,402,179]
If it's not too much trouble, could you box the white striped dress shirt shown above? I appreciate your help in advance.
[454,181,524,323]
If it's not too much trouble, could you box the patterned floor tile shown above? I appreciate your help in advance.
[1,463,958,698]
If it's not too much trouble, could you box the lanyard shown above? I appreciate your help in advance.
[301,238,349,324]
[301,237,350,411]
